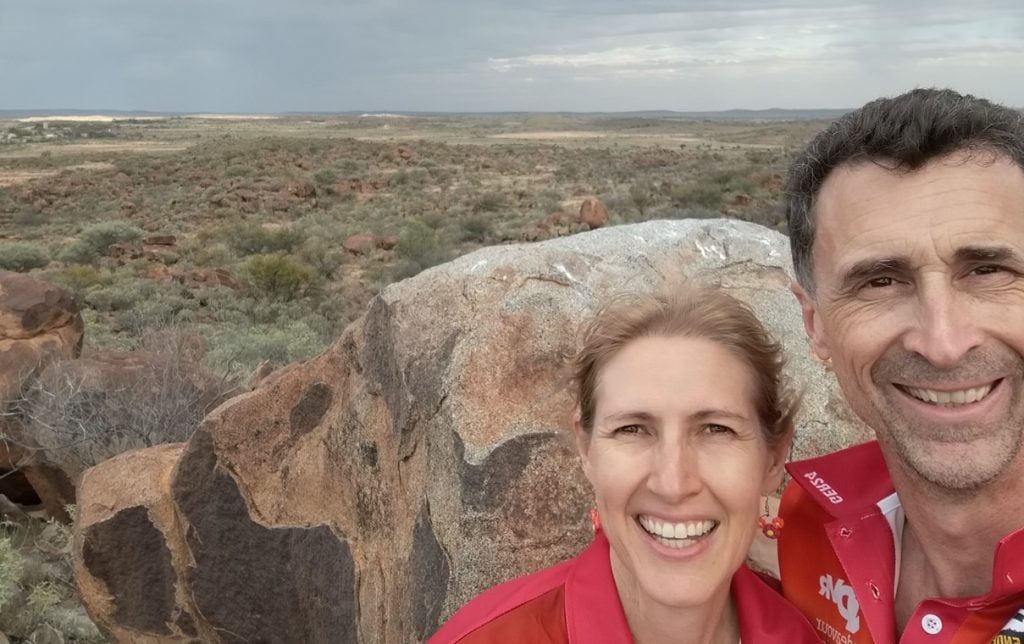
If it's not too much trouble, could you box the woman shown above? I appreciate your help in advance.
[430,287,818,643]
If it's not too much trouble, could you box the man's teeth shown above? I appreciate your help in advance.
[904,384,993,406]
[638,516,716,541]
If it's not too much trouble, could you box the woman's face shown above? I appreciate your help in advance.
[575,334,788,612]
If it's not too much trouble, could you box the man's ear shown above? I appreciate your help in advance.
[791,280,830,362]
[572,409,592,482]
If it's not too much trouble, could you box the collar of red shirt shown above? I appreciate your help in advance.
[786,439,1024,602]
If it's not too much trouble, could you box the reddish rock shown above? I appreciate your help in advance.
[143,245,180,265]
[334,179,379,196]
[286,181,316,199]
[184,268,242,290]
[729,193,753,207]
[236,189,260,203]
[376,235,399,251]
[144,234,176,246]
[343,234,377,255]
[0,272,83,401]
[579,197,609,229]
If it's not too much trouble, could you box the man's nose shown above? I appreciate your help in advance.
[901,282,984,369]
[646,440,704,501]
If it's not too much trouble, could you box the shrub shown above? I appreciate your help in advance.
[207,320,325,370]
[0,517,105,641]
[471,191,506,213]
[224,164,253,178]
[628,183,655,217]
[670,183,724,210]
[221,223,304,256]
[298,237,345,278]
[46,265,110,294]
[13,209,46,226]
[458,215,493,242]
[313,168,338,186]
[19,338,239,473]
[243,253,319,300]
[395,219,448,277]
[0,242,49,272]
[59,221,143,264]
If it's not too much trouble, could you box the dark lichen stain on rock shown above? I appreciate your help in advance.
[289,382,333,437]
[81,505,175,635]
[408,506,451,640]
[456,432,554,512]
[172,429,358,643]
[359,442,379,468]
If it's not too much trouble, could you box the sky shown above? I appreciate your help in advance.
[2,0,1022,113]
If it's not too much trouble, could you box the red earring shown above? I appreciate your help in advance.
[758,497,783,539]
[590,508,602,533]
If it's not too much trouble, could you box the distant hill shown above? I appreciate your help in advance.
[2,107,850,122]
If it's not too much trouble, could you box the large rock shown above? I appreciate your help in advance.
[0,272,83,516]
[73,220,870,642]
[0,271,84,402]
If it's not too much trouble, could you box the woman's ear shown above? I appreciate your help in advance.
[573,409,593,481]
[761,430,792,494]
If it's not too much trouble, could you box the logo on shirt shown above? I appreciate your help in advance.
[820,574,860,634]
[993,607,1024,643]
[803,471,844,504]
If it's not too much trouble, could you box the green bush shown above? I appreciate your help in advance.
[13,209,46,226]
[313,168,339,186]
[0,242,49,272]
[207,320,325,370]
[243,253,319,300]
[395,219,448,278]
[46,265,111,294]
[471,191,507,213]
[670,183,724,210]
[0,519,105,641]
[458,215,493,242]
[628,183,655,217]
[221,223,304,256]
[0,535,23,608]
[59,221,143,264]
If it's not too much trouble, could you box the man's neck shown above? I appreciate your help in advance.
[891,462,1024,632]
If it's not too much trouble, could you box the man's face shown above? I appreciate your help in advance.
[794,152,1024,491]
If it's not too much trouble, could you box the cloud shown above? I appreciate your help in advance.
[1,0,1022,111]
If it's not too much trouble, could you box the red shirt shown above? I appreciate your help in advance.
[430,530,819,643]
[779,440,1024,643]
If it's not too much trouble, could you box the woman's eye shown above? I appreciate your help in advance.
[705,424,735,435]
[615,424,643,435]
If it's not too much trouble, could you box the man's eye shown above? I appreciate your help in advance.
[866,276,895,288]
[615,424,643,435]
[972,265,1002,275]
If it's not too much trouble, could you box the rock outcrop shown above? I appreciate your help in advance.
[0,271,84,403]
[0,272,84,516]
[73,220,870,642]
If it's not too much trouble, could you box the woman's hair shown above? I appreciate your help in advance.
[571,286,797,447]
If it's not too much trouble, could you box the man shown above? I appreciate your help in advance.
[778,88,1024,643]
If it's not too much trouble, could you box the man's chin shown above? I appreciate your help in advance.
[894,437,1017,493]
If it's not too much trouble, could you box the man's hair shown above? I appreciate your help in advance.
[571,285,797,447]
[786,87,1024,290]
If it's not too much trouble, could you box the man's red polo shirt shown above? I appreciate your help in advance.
[779,440,1024,643]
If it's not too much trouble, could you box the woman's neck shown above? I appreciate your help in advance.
[616,572,740,644]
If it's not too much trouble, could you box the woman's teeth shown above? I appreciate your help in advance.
[638,515,716,547]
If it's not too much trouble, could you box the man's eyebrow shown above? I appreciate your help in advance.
[838,257,909,291]
[954,245,1024,264]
